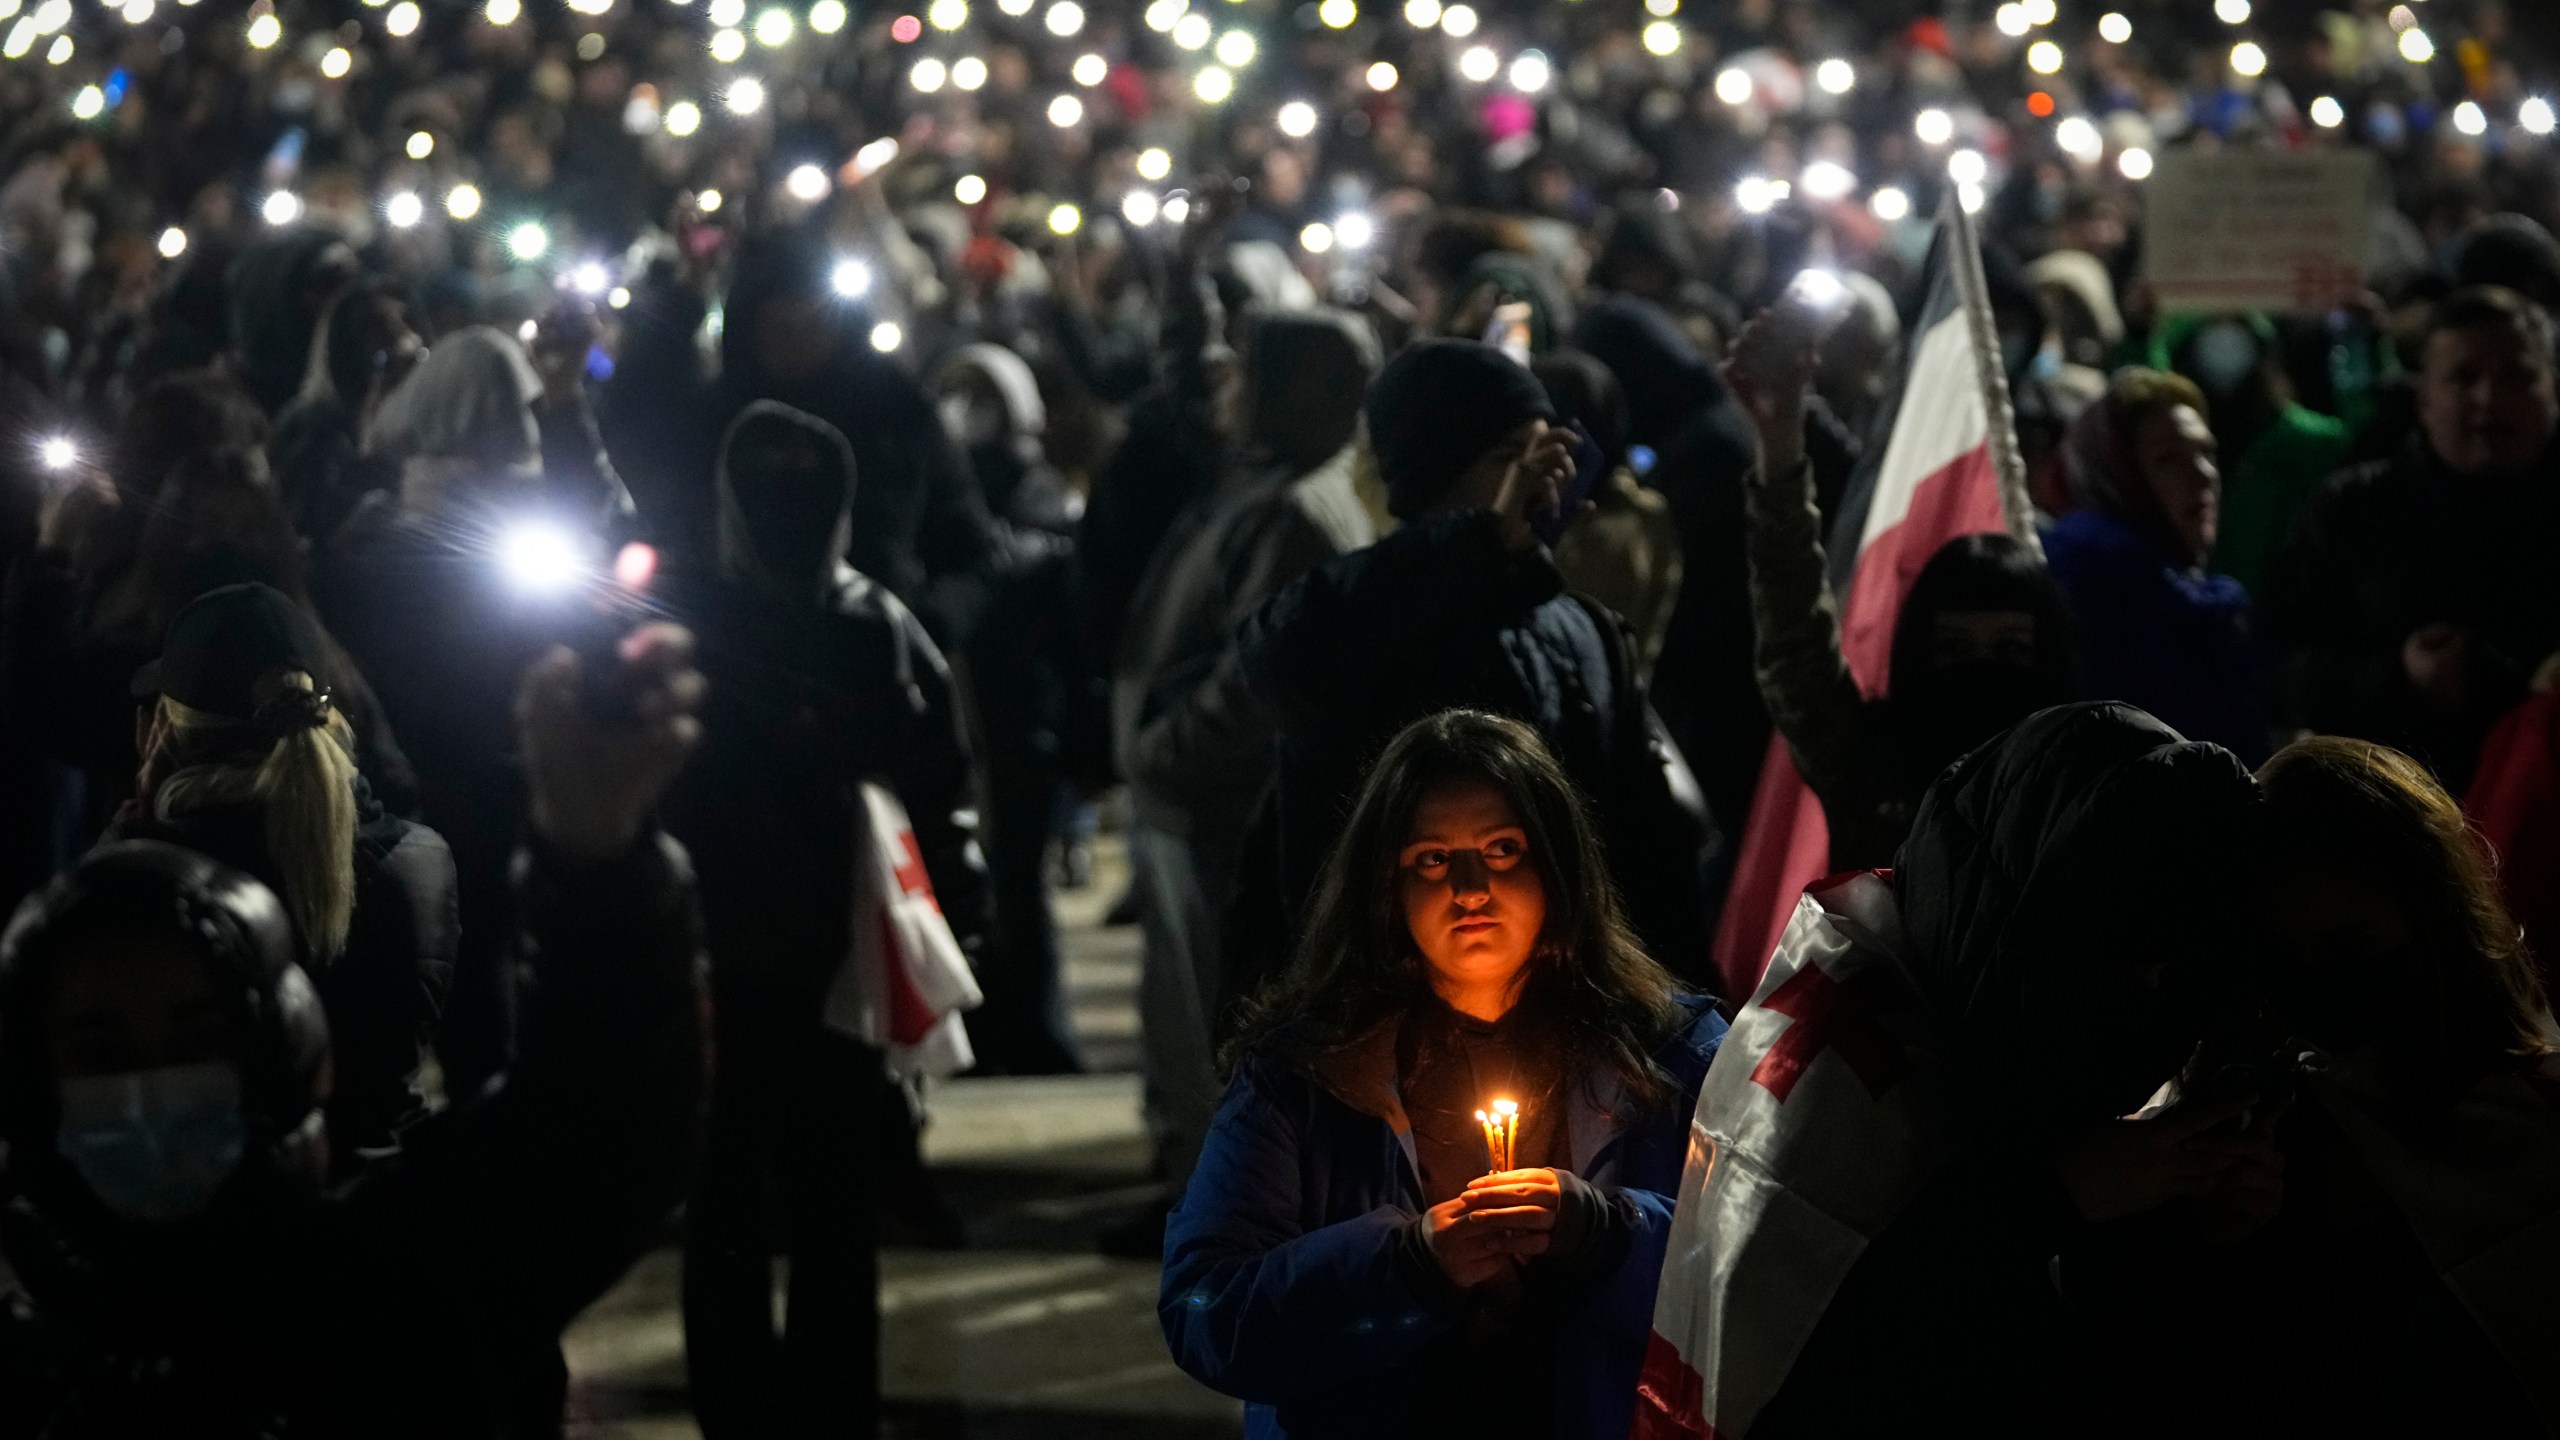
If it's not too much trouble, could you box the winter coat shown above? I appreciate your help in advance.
[0,832,707,1440]
[2042,507,2272,765]
[668,402,987,1012]
[99,782,456,1169]
[2262,434,2560,791]
[1550,469,1684,687]
[1161,996,1728,1440]
[1237,512,1718,987]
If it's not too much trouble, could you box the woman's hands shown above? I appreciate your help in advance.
[1421,1168,1565,1288]
[1488,426,1576,553]
[2053,1093,2287,1235]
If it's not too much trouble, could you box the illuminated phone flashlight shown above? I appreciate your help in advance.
[831,257,873,299]
[565,260,612,297]
[495,517,595,597]
[37,435,79,471]
[1789,266,1847,311]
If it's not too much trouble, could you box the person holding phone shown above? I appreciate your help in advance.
[1235,339,1718,991]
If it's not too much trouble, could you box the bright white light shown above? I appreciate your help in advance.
[1457,45,1497,83]
[955,173,988,203]
[245,11,279,46]
[709,0,746,19]
[927,0,966,28]
[1048,202,1082,235]
[568,261,610,296]
[1958,181,1986,213]
[1508,51,1551,92]
[1948,147,1987,185]
[852,137,901,176]
[952,55,987,89]
[2452,100,2487,136]
[508,223,549,261]
[497,521,588,595]
[385,191,424,228]
[1641,20,1680,56]
[157,226,188,259]
[1122,189,1159,225]
[831,257,872,297]
[385,1,419,36]
[2026,39,2063,73]
[1403,0,1439,25]
[1791,267,1844,308]
[262,192,302,226]
[1278,100,1318,137]
[320,46,351,78]
[2308,94,2345,128]
[1215,29,1255,66]
[1870,186,1911,221]
[810,0,846,32]
[1163,195,1192,224]
[2523,98,2557,136]
[1300,222,1334,253]
[696,188,723,212]
[2118,146,2153,180]
[726,77,766,113]
[1815,58,1854,95]
[1143,0,1182,30]
[30,0,70,33]
[488,0,522,21]
[122,0,154,22]
[710,28,746,61]
[1045,0,1084,35]
[4,25,36,63]
[1645,0,1677,14]
[1172,12,1209,47]
[43,33,70,63]
[609,286,633,309]
[2056,115,2103,161]
[665,100,702,135]
[38,437,77,471]
[1439,3,1476,36]
[1366,60,1399,90]
[1073,52,1108,85]
[2023,0,2057,23]
[1995,4,2029,38]
[1735,175,1782,214]
[1136,147,1172,180]
[2398,27,2433,62]
[1799,159,1856,200]
[2230,41,2266,77]
[1194,66,1233,102]
[70,84,102,119]
[754,6,793,44]
[2214,0,2248,22]
[1714,67,1751,104]
[787,163,830,201]
[870,321,904,353]
[1915,107,1954,145]
[447,184,483,220]
[1335,211,1375,249]
[1048,94,1084,126]
[2097,11,2130,43]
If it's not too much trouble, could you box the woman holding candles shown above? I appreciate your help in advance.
[1160,708,1725,1440]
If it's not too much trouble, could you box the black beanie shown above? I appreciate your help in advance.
[1365,339,1557,519]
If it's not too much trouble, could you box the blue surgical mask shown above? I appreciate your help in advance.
[56,1062,247,1224]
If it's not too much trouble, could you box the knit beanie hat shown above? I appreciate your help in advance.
[1364,339,1557,519]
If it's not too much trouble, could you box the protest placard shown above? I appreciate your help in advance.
[2144,149,2381,313]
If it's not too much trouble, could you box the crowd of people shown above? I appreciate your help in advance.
[0,0,2555,1434]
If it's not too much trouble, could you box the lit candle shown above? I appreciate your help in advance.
[1477,1097,1520,1172]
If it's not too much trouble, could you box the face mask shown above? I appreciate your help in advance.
[57,1062,247,1224]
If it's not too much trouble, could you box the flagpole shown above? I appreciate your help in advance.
[1941,192,2041,557]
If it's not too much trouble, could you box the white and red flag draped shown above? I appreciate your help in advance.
[1634,871,1939,1439]
[1706,193,2039,1005]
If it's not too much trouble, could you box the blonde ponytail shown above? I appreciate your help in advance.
[153,671,360,961]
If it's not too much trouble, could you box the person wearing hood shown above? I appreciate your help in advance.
[0,623,706,1439]
[97,583,451,1171]
[267,279,423,547]
[2263,285,2560,793]
[934,344,1093,1076]
[667,402,985,1440]
[1652,704,2273,1438]
[601,229,996,641]
[2141,313,2353,594]
[1728,303,2078,873]
[224,224,359,418]
[310,323,630,1104]
[1108,309,1381,1253]
[1237,339,1717,989]
[1577,291,1855,845]
[2041,367,2273,764]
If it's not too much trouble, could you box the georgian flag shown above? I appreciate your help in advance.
[1634,871,1940,1439]
[1707,195,2041,1004]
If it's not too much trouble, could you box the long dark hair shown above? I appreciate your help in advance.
[1225,710,1687,1106]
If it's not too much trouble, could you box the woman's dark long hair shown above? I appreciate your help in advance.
[1225,710,1688,1107]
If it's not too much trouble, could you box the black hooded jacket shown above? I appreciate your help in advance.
[668,402,987,1010]
[1754,703,2259,1437]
